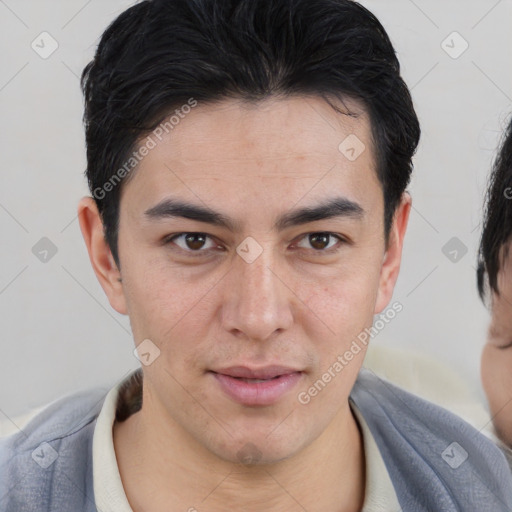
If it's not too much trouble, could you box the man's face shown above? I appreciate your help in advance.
[482,242,512,446]
[96,96,407,464]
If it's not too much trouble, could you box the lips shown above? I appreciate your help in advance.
[210,365,303,406]
[213,365,299,379]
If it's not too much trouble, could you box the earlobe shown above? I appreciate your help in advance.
[374,192,411,314]
[77,196,127,315]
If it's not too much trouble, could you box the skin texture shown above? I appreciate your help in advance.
[78,95,411,512]
[482,242,512,447]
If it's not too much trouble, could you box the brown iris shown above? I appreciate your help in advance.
[184,233,207,250]
[308,233,331,250]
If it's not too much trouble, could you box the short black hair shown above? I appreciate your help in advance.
[477,116,512,301]
[81,0,420,267]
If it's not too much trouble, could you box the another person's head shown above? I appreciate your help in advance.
[478,116,512,446]
[78,0,419,464]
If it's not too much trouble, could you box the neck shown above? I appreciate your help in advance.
[113,388,365,512]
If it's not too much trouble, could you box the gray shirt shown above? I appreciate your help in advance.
[1,368,511,511]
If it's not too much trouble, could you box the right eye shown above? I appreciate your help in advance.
[164,232,224,256]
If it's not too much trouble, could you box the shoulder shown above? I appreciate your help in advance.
[1,385,108,450]
[0,386,109,512]
[351,367,512,510]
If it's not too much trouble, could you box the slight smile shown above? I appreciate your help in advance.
[210,366,304,406]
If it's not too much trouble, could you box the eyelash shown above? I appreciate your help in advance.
[163,232,348,257]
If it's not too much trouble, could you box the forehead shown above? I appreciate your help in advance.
[144,95,374,167]
[121,95,381,223]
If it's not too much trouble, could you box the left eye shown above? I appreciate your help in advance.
[295,232,343,251]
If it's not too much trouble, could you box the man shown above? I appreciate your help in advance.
[1,0,511,510]
[478,115,512,466]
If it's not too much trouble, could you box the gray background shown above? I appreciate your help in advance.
[0,0,511,420]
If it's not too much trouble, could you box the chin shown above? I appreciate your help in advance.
[209,431,306,466]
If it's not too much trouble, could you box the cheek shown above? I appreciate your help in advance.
[298,271,379,384]
[121,270,173,338]
[303,261,380,330]
[121,255,212,336]
[482,345,512,402]
[482,345,512,443]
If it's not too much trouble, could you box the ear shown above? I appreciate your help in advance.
[374,192,411,314]
[77,196,127,315]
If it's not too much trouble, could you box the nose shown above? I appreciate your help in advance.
[220,244,294,342]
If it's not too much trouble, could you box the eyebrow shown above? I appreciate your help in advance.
[143,196,364,231]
